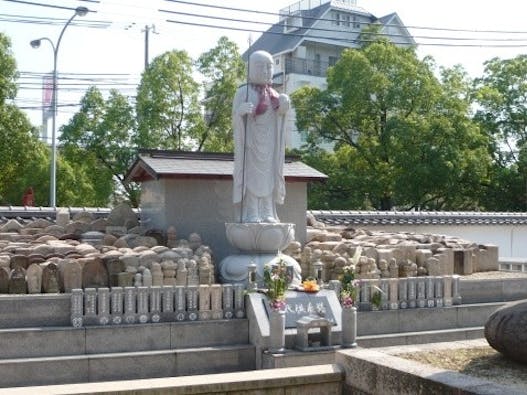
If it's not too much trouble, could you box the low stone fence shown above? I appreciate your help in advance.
[499,257,527,272]
[329,275,462,312]
[70,283,246,327]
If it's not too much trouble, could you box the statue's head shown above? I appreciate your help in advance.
[249,50,273,85]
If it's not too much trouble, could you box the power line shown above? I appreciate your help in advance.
[0,12,110,25]
[4,1,527,47]
[159,8,527,44]
[163,0,527,35]
[2,0,96,13]
[164,18,527,48]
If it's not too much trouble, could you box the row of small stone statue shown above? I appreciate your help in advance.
[70,283,246,327]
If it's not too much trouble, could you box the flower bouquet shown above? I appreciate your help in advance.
[263,258,291,310]
[339,265,358,309]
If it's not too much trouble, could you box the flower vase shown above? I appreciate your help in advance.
[341,306,357,348]
[268,307,286,353]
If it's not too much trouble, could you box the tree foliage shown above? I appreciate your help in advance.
[293,42,490,210]
[135,50,203,150]
[196,36,245,152]
[473,55,527,210]
[60,87,138,206]
[0,33,51,205]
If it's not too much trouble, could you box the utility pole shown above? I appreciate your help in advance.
[143,24,157,70]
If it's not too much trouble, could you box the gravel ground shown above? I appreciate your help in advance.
[384,340,527,392]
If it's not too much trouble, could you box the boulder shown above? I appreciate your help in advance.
[107,203,138,229]
[485,300,527,363]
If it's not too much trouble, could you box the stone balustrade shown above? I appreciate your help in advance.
[70,283,246,327]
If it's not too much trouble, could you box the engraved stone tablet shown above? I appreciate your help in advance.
[111,287,124,325]
[210,284,223,320]
[407,277,417,309]
[124,286,137,324]
[137,286,149,323]
[150,286,162,323]
[71,288,84,328]
[198,285,211,320]
[398,278,408,309]
[175,286,186,321]
[417,278,426,308]
[426,276,435,307]
[234,283,245,318]
[222,284,234,319]
[186,286,198,321]
[84,287,97,325]
[443,275,453,307]
[97,287,110,325]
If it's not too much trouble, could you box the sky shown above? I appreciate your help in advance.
[2,0,527,138]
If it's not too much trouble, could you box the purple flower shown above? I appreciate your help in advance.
[269,299,286,311]
[341,295,354,309]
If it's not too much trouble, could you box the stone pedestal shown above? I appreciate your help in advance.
[341,306,357,348]
[268,308,286,354]
[219,222,301,286]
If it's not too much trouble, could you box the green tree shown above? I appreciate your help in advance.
[0,33,51,205]
[473,55,527,210]
[196,36,245,152]
[293,42,490,210]
[60,87,138,206]
[136,50,203,150]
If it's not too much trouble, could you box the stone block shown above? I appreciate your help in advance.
[0,327,85,359]
[170,320,249,348]
[85,324,171,354]
[175,346,255,375]
[357,310,399,335]
[502,278,527,301]
[41,262,60,293]
[26,263,43,294]
[82,258,109,288]
[415,249,432,267]
[0,358,89,387]
[88,351,175,382]
[458,302,503,328]
[478,244,499,271]
[398,307,457,332]
[61,260,83,292]
[0,294,71,328]
[463,249,474,275]
[459,279,502,304]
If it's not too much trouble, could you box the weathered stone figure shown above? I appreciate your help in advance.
[232,50,290,223]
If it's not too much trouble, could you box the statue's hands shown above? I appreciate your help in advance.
[278,94,290,114]
[237,102,254,116]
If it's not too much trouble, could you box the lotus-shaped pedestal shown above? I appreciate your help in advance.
[225,222,295,253]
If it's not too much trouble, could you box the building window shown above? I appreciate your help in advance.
[344,14,351,28]
[275,58,280,65]
[329,56,338,66]
[332,11,340,26]
[353,16,361,29]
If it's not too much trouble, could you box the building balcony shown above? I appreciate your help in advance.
[284,57,333,78]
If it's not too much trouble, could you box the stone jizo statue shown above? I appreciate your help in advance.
[232,50,290,223]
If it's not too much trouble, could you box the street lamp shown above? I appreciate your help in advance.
[30,6,88,207]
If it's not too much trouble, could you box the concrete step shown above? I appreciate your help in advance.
[0,344,256,388]
[358,326,484,348]
[262,327,485,369]
[356,302,503,336]
[0,319,248,359]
